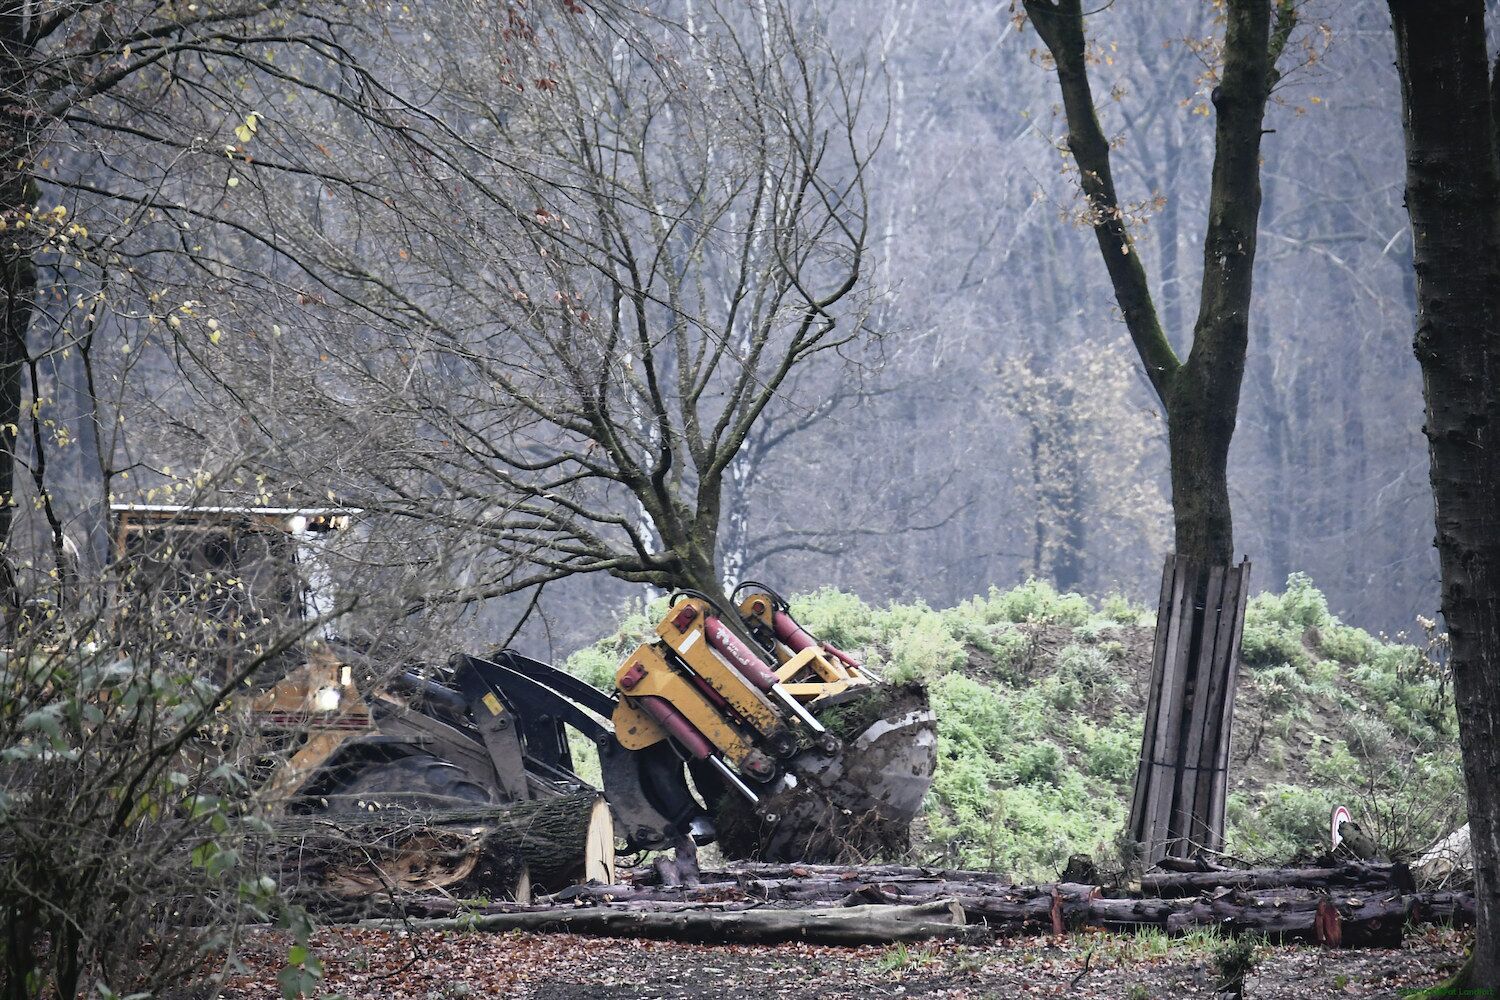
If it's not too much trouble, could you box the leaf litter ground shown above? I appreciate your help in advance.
[222,924,1469,999]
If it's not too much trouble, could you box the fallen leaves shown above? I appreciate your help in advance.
[218,924,1471,1000]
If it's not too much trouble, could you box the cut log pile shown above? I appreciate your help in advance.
[350,859,1475,949]
[264,791,615,902]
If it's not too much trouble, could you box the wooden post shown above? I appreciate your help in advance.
[1128,556,1251,866]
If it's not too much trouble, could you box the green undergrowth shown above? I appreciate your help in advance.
[563,576,1463,881]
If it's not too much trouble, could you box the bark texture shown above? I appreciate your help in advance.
[362,898,984,946]
[1389,0,1500,987]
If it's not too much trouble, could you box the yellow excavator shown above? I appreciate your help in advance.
[111,505,937,887]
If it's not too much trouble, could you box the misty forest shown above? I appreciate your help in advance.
[2,1,1499,998]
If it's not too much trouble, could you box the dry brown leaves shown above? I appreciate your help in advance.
[221,925,1471,999]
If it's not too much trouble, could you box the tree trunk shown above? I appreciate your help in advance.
[1388,0,1500,987]
[0,10,35,620]
[1166,398,1236,566]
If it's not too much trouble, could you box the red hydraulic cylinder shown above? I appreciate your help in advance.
[774,609,862,667]
[638,695,714,759]
[821,641,863,670]
[772,610,816,652]
[704,616,779,691]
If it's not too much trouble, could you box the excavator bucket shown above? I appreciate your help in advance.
[704,681,937,862]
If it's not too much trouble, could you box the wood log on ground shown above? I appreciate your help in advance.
[608,861,1412,907]
[1412,890,1478,926]
[1156,856,1230,874]
[265,791,611,898]
[350,888,1437,948]
[331,861,1475,950]
[1415,824,1473,886]
[359,898,987,946]
[1139,861,1414,897]
[658,863,1012,886]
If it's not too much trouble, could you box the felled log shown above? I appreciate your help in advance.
[912,885,1404,946]
[360,898,986,946]
[580,861,1412,908]
[1140,861,1413,897]
[1166,893,1408,947]
[1415,824,1473,886]
[656,861,1410,897]
[475,792,615,892]
[660,862,1012,886]
[332,857,1475,951]
[265,792,612,898]
[354,887,1432,949]
[1412,890,1478,926]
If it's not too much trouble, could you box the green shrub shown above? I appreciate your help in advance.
[874,600,932,642]
[1042,674,1083,712]
[938,607,1029,668]
[1227,785,1330,860]
[1056,644,1128,707]
[563,645,619,690]
[1318,624,1378,665]
[931,673,1042,749]
[1081,721,1139,784]
[980,579,1091,626]
[1348,663,1396,704]
[1307,658,1341,691]
[788,587,879,649]
[1239,619,1308,670]
[1250,572,1332,631]
[1211,935,1262,996]
[982,626,1033,671]
[927,771,1125,876]
[1099,592,1151,625]
[1098,639,1129,663]
[1013,741,1064,786]
[1310,739,1357,783]
[1368,642,1427,686]
[1345,715,1396,759]
[886,614,968,681]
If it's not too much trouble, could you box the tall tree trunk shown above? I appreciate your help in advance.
[1023,0,1291,862]
[1166,383,1237,566]
[0,9,35,619]
[1389,0,1500,986]
[1254,349,1292,587]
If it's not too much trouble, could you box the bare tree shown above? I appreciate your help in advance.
[212,1,877,618]
[0,0,504,623]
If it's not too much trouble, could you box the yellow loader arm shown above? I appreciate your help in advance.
[608,586,877,805]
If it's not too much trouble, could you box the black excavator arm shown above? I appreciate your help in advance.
[449,652,711,853]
